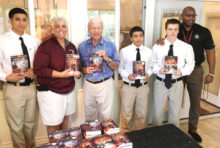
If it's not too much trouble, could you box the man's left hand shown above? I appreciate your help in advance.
[204,75,213,84]
[143,73,149,82]
[172,69,182,77]
[24,69,34,78]
[96,50,108,60]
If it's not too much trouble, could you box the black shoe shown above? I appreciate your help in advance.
[188,130,202,142]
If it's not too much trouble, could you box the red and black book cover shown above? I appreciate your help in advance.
[48,130,66,144]
[89,53,103,72]
[79,139,94,148]
[164,56,178,74]
[66,54,80,72]
[80,120,102,139]
[101,120,120,135]
[111,133,133,148]
[93,135,116,148]
[11,55,29,76]
[58,138,79,148]
[65,127,83,141]
[133,61,145,79]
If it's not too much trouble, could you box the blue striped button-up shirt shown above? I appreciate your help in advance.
[78,37,120,82]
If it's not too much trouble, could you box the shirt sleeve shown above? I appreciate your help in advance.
[110,43,120,66]
[33,43,53,78]
[146,50,153,77]
[0,37,7,81]
[152,45,162,75]
[179,44,195,76]
[204,28,215,50]
[78,43,84,67]
[118,50,129,78]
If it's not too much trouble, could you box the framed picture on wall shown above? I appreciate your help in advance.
[161,10,181,38]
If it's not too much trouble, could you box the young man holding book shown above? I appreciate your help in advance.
[118,26,153,132]
[0,8,39,147]
[152,19,194,127]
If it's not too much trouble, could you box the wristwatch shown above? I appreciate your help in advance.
[107,58,112,64]
[208,73,215,77]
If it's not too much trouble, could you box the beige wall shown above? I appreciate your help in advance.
[202,2,220,96]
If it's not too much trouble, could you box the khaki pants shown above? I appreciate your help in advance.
[120,83,149,132]
[83,78,114,121]
[3,83,37,148]
[184,66,203,132]
[153,79,183,127]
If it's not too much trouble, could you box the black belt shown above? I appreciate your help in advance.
[124,81,148,87]
[86,77,110,84]
[6,79,33,86]
[36,85,49,91]
[156,76,182,83]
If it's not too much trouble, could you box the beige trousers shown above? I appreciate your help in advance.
[3,83,37,148]
[120,83,149,132]
[153,79,183,127]
[83,78,114,121]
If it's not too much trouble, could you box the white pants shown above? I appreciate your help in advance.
[153,79,183,127]
[83,78,114,121]
[37,89,75,126]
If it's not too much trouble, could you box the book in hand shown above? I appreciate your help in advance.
[164,56,178,74]
[66,54,80,73]
[48,130,66,144]
[38,143,58,148]
[11,55,29,76]
[80,120,102,139]
[58,138,79,148]
[111,133,133,148]
[93,135,116,148]
[79,139,94,148]
[65,127,83,141]
[101,120,120,135]
[133,61,145,79]
[89,53,103,72]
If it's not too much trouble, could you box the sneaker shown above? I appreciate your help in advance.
[188,130,202,142]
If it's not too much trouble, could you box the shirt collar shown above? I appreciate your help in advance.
[87,36,104,45]
[164,38,179,47]
[131,43,143,51]
[52,35,70,48]
[9,29,26,39]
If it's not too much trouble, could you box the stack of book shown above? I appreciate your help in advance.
[80,120,102,139]
[102,120,120,135]
[39,120,133,148]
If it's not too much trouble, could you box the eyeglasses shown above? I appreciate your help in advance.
[184,14,197,17]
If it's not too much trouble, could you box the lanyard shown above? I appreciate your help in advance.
[182,30,193,43]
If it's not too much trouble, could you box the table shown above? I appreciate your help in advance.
[126,124,202,148]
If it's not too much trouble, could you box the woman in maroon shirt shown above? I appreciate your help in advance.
[34,17,80,135]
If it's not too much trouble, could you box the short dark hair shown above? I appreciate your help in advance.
[9,8,28,19]
[130,26,144,37]
[165,19,180,29]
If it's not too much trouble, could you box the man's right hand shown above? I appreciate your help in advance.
[6,73,24,82]
[128,74,136,81]
[156,38,165,45]
[159,68,168,75]
[82,67,95,74]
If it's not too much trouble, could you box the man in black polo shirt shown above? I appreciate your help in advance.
[157,6,215,142]
[180,6,215,142]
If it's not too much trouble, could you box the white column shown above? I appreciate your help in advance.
[67,0,88,47]
[27,0,36,37]
[144,0,155,47]
[113,0,120,124]
[67,0,88,127]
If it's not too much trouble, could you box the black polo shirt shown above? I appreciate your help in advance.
[178,23,215,66]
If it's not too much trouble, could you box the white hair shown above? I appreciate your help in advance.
[51,17,67,28]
